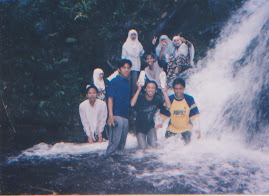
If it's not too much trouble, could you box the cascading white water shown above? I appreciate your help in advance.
[186,0,269,139]
[129,0,269,193]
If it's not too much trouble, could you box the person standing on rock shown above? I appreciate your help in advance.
[106,59,132,155]
[164,77,201,144]
[122,29,144,96]
[131,80,171,149]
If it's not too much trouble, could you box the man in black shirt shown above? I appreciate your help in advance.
[131,81,171,149]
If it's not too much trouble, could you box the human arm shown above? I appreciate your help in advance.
[180,43,188,57]
[161,86,171,109]
[131,82,142,107]
[191,117,201,139]
[122,47,127,59]
[140,47,145,57]
[107,97,115,127]
[189,43,195,67]
[155,111,170,129]
[97,102,108,142]
[151,36,158,53]
[158,46,165,61]
[152,36,158,45]
[79,104,94,143]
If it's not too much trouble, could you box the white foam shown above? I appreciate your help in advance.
[187,0,269,136]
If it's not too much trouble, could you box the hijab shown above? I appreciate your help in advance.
[93,68,105,91]
[172,36,182,50]
[122,29,143,58]
[156,35,174,58]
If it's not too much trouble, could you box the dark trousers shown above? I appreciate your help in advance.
[129,71,139,97]
[165,130,192,144]
[136,128,158,149]
[106,116,129,155]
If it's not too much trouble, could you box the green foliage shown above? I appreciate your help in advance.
[0,0,243,127]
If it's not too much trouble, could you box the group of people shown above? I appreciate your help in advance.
[79,29,200,155]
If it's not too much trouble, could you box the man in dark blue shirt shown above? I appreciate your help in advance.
[106,59,132,155]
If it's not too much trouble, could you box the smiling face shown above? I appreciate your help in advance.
[145,82,157,98]
[118,63,131,78]
[173,38,182,47]
[146,55,155,69]
[86,88,97,103]
[173,83,185,99]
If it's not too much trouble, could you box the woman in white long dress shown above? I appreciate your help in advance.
[122,29,144,96]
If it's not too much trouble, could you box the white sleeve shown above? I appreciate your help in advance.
[122,47,127,59]
[79,104,91,137]
[107,70,119,82]
[97,102,108,134]
[140,48,145,56]
[189,43,195,67]
[159,71,167,89]
[180,43,189,57]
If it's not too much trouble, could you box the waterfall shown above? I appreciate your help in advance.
[186,0,269,145]
[4,0,269,194]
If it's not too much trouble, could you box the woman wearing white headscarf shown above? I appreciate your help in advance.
[122,29,144,96]
[93,68,106,101]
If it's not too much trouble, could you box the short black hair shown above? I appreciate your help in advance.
[172,77,185,88]
[145,80,158,89]
[146,53,157,61]
[117,59,132,69]
[86,84,98,94]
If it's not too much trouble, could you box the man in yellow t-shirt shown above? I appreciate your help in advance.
[162,77,201,144]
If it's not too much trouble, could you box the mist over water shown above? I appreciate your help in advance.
[3,0,269,194]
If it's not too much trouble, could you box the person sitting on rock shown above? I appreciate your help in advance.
[166,35,195,89]
[155,35,174,72]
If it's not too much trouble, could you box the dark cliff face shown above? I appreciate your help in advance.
[0,0,243,127]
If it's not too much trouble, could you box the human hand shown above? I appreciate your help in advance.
[178,35,185,42]
[161,84,167,92]
[98,132,102,142]
[161,41,167,48]
[107,115,115,127]
[88,136,94,144]
[155,124,163,129]
[152,36,158,45]
[195,130,201,139]
[136,81,142,91]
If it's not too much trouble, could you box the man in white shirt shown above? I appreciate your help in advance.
[79,85,107,143]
